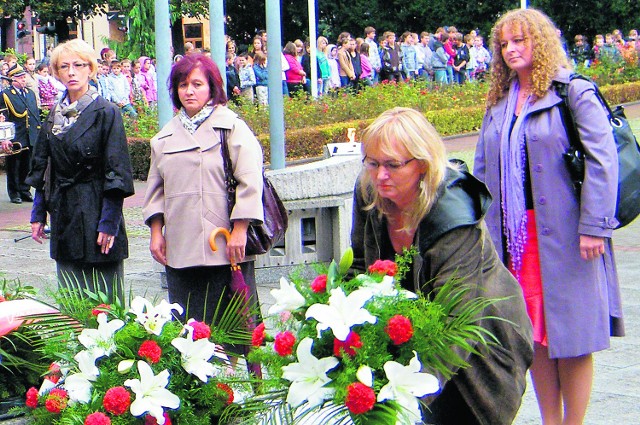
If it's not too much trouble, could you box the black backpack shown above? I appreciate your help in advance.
[554,74,640,229]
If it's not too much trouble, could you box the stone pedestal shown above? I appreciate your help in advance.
[257,155,361,268]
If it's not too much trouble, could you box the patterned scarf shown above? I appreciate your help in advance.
[499,79,533,274]
[178,104,215,134]
[51,87,99,136]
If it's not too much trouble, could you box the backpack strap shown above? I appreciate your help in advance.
[552,74,582,155]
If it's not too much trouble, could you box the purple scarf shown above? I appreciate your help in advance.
[499,79,533,273]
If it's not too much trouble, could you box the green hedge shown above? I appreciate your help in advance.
[3,81,639,177]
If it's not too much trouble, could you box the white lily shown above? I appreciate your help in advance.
[124,361,180,425]
[64,350,99,403]
[267,277,306,315]
[77,313,124,358]
[118,359,135,374]
[358,275,418,300]
[356,364,374,387]
[130,297,184,336]
[305,287,377,341]
[281,337,339,408]
[377,351,439,423]
[171,327,229,382]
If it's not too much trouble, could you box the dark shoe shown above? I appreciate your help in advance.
[21,193,33,202]
[10,197,22,204]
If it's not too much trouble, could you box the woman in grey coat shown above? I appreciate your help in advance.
[474,9,624,424]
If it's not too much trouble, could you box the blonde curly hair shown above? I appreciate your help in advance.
[487,8,571,106]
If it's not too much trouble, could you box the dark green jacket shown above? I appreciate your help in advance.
[351,167,533,425]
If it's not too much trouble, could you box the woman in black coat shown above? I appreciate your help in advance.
[26,39,134,302]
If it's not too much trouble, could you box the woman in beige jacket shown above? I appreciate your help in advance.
[143,54,264,332]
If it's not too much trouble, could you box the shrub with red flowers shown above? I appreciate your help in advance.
[85,412,111,425]
[368,259,398,276]
[45,388,68,413]
[92,303,111,316]
[25,386,39,408]
[103,386,131,415]
[251,322,266,347]
[345,382,376,415]
[273,331,296,356]
[386,315,414,345]
[138,340,162,364]
[244,247,499,424]
[333,331,363,357]
[310,274,328,293]
[22,295,254,425]
[187,319,211,340]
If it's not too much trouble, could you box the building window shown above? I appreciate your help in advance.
[183,23,203,49]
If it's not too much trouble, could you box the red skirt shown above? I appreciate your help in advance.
[509,210,548,347]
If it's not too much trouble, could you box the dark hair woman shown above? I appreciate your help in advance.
[143,54,264,349]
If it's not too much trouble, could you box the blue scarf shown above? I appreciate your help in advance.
[499,79,533,273]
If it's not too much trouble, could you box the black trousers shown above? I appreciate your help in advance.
[6,148,31,199]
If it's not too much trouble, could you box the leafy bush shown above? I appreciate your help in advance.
[127,138,151,181]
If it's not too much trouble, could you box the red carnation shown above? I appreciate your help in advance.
[333,331,363,357]
[0,294,5,302]
[25,387,39,408]
[138,340,162,364]
[274,331,296,356]
[188,320,211,340]
[144,412,172,425]
[368,260,398,277]
[103,386,131,415]
[345,382,376,415]
[45,388,68,413]
[386,315,414,345]
[310,274,328,293]
[217,383,235,405]
[252,322,266,347]
[91,303,111,316]
[85,412,112,425]
[46,362,62,384]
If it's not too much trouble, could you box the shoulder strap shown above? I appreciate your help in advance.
[554,73,615,155]
[218,128,238,214]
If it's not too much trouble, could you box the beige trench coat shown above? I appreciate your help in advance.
[143,106,264,268]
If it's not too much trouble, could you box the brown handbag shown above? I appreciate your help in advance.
[219,129,288,255]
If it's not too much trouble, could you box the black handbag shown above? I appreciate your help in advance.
[219,129,288,256]
[555,74,640,229]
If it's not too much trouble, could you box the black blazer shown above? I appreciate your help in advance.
[26,96,134,263]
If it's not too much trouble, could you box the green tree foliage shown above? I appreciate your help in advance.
[117,0,155,58]
[531,0,640,41]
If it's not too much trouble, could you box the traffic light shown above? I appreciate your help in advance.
[16,21,31,39]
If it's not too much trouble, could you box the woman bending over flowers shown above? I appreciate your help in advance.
[351,107,533,425]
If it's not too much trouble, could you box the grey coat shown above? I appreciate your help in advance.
[474,68,624,359]
[352,168,533,425]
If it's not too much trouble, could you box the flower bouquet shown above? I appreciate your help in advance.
[240,248,499,425]
[20,289,255,425]
[0,279,57,409]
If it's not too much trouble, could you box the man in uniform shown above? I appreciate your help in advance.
[0,64,41,203]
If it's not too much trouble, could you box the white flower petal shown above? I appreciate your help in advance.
[268,277,306,315]
[356,365,374,387]
[124,361,180,419]
[305,288,376,341]
[377,352,439,421]
[281,338,339,408]
[118,359,135,373]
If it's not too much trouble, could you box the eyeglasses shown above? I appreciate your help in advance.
[58,63,90,73]
[363,156,416,172]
